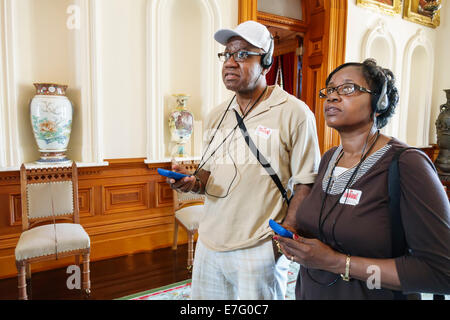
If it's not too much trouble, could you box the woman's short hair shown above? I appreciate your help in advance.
[325,58,399,129]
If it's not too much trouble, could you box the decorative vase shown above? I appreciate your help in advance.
[30,83,73,164]
[435,89,450,173]
[168,94,194,157]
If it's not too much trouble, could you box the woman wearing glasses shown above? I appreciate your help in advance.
[275,59,450,299]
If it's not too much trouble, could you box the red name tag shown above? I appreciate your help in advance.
[339,189,362,206]
[255,125,272,139]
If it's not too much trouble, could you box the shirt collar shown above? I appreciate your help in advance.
[229,85,289,118]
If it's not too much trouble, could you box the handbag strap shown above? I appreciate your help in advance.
[388,147,444,300]
[234,110,291,205]
[388,148,413,257]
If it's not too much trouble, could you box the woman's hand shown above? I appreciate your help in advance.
[274,234,345,274]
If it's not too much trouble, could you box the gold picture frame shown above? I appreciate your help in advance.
[403,0,441,28]
[356,0,402,16]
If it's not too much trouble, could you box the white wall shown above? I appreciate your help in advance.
[0,0,237,169]
[346,1,448,147]
[98,0,148,159]
[95,0,237,161]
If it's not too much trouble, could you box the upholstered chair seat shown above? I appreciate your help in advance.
[15,223,90,261]
[174,205,204,231]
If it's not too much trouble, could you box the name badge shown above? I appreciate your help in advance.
[255,125,273,140]
[339,189,362,206]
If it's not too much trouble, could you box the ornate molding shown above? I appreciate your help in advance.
[0,0,20,167]
[145,0,221,163]
[399,28,434,146]
[356,0,402,16]
[257,11,307,33]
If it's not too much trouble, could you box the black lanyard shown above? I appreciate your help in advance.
[194,87,268,176]
[318,130,380,250]
[193,87,268,198]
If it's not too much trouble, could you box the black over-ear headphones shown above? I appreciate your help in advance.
[261,35,274,69]
[374,73,389,113]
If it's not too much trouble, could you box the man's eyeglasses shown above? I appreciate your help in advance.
[218,50,264,62]
[319,83,374,99]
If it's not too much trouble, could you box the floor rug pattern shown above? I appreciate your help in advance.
[119,262,300,300]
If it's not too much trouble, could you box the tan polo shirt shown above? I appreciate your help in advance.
[199,85,320,251]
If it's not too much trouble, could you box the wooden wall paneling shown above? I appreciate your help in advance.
[78,187,95,218]
[9,193,21,226]
[103,183,150,215]
[302,0,346,153]
[257,11,307,33]
[155,181,174,208]
[0,160,188,280]
[239,0,257,22]
[322,0,346,151]
[302,1,325,151]
[273,38,300,57]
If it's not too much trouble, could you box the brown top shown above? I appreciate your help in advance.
[295,138,450,299]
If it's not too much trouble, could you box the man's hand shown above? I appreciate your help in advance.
[283,183,313,230]
[168,165,211,194]
[168,164,197,193]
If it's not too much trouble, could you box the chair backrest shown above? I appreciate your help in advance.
[20,162,80,230]
[172,160,205,211]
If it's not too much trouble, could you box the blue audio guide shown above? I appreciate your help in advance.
[269,219,294,238]
[157,168,190,180]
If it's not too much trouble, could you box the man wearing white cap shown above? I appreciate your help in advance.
[169,20,320,299]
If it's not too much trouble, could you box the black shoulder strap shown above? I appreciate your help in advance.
[388,147,442,300]
[388,147,424,256]
[388,147,415,300]
[234,110,291,205]
[388,148,411,257]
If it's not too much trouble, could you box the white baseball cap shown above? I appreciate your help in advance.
[214,20,272,53]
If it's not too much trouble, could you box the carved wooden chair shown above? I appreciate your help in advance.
[15,162,91,299]
[171,160,205,272]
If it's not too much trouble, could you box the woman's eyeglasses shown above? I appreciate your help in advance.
[218,50,264,62]
[319,83,374,99]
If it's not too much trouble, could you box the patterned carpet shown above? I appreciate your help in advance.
[118,262,300,300]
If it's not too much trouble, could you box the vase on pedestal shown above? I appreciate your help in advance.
[435,89,450,198]
[30,83,73,164]
[168,94,194,157]
[435,89,450,173]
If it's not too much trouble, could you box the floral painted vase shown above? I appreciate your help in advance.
[168,94,194,157]
[30,83,73,164]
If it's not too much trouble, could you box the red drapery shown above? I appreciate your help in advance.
[266,56,278,88]
[265,52,295,95]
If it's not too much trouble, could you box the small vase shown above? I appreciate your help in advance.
[435,89,450,173]
[30,83,73,164]
[168,94,194,157]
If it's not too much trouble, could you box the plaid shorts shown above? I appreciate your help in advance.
[191,238,290,300]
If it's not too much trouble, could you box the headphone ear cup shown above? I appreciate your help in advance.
[375,77,389,113]
[261,38,274,69]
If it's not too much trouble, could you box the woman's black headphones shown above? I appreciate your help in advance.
[261,36,274,69]
[373,73,389,114]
